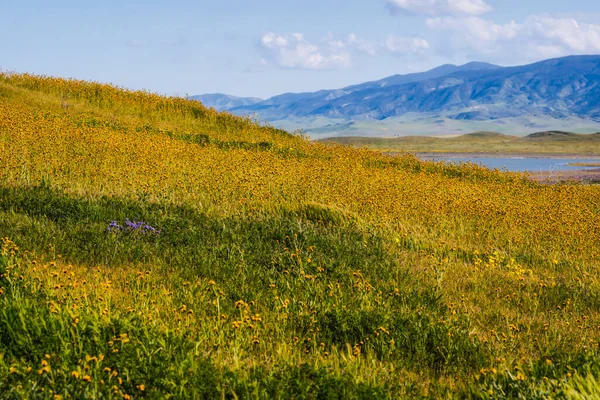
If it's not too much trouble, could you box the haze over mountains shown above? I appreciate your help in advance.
[189,94,263,111]
[194,55,600,137]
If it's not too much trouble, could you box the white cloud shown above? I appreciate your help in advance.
[259,32,379,70]
[260,32,350,70]
[426,17,520,54]
[261,33,289,49]
[345,33,379,56]
[385,35,430,53]
[426,15,600,61]
[386,0,492,17]
[526,16,600,53]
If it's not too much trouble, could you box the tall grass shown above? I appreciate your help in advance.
[1,72,600,398]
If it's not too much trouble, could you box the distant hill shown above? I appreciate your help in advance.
[525,131,600,141]
[193,55,600,137]
[460,131,509,138]
[190,93,263,111]
[323,131,600,155]
[526,131,580,139]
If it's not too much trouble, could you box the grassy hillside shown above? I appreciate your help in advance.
[1,73,600,398]
[325,131,600,155]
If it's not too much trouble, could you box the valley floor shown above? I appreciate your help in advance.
[323,132,600,157]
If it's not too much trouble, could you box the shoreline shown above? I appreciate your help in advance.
[406,152,600,184]
[527,168,600,184]
[412,152,600,159]
[380,150,600,184]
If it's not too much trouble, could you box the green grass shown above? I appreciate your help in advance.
[3,183,600,398]
[0,184,484,398]
[567,163,600,167]
[3,73,600,398]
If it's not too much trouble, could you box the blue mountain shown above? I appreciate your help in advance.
[229,61,502,119]
[193,56,600,135]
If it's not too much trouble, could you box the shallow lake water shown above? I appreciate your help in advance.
[422,157,600,173]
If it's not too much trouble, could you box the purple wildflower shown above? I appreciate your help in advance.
[106,221,123,232]
[107,219,160,235]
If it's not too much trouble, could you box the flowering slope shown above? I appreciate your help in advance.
[1,73,600,398]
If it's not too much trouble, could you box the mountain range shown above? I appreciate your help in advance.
[193,55,600,137]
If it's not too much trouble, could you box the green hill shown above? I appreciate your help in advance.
[2,73,600,398]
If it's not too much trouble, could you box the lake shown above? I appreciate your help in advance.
[420,156,600,173]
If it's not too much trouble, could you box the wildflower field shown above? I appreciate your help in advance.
[1,73,600,399]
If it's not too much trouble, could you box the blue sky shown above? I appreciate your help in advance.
[1,0,599,98]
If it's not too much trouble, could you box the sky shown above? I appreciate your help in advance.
[1,0,599,99]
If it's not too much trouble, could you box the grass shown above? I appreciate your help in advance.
[568,163,600,167]
[324,131,600,155]
[1,72,600,398]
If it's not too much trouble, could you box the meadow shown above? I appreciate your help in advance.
[325,132,600,156]
[1,72,600,399]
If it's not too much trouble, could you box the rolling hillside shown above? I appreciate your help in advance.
[2,73,600,398]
